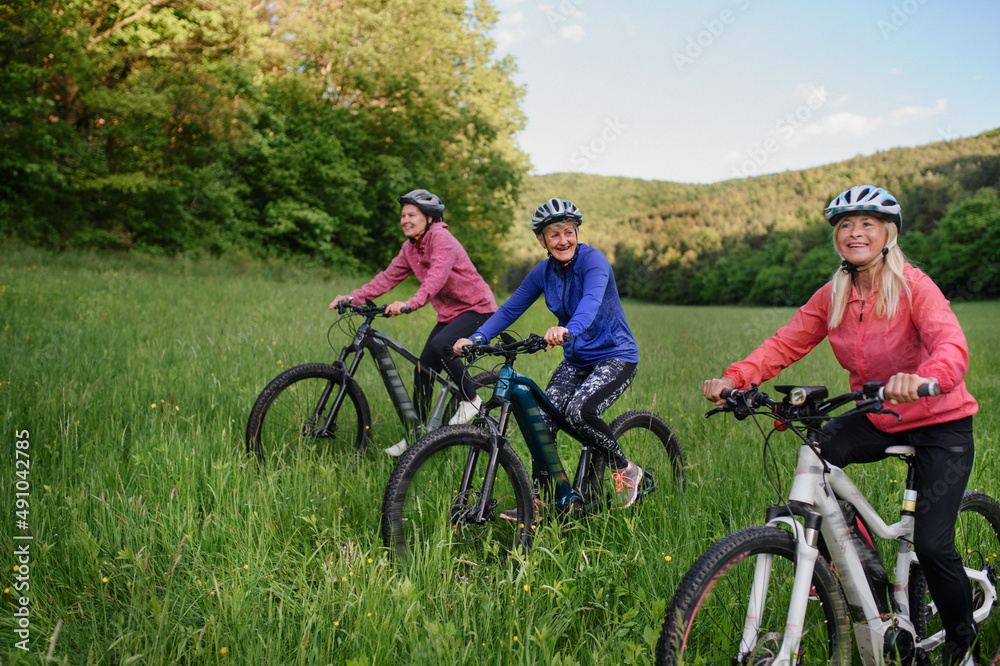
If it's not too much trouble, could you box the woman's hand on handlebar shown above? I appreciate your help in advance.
[703,377,736,406]
[384,301,411,317]
[543,326,570,348]
[453,337,474,356]
[884,372,938,405]
[329,294,351,310]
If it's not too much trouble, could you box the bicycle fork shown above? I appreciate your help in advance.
[739,505,824,665]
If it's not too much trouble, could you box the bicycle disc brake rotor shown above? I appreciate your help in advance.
[449,489,495,543]
[745,631,785,666]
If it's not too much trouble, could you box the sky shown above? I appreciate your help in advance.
[490,0,1000,184]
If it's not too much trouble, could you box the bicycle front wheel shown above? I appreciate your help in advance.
[909,490,1000,663]
[381,425,534,563]
[610,410,687,504]
[246,363,370,462]
[657,525,851,665]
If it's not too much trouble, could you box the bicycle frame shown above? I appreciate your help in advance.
[460,363,606,525]
[750,440,997,665]
[323,310,459,441]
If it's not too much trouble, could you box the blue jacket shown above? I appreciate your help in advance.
[472,244,639,367]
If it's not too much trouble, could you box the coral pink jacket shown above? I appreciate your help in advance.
[348,222,496,323]
[724,264,978,433]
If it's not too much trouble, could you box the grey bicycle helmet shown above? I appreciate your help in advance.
[824,185,902,230]
[531,198,583,234]
[398,189,445,219]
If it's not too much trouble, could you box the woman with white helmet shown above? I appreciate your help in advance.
[453,198,645,511]
[703,185,979,665]
[330,189,497,456]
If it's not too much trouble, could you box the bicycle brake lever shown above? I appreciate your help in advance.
[704,406,726,418]
[874,406,903,423]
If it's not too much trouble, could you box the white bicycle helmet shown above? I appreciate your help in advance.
[531,198,582,234]
[824,185,902,231]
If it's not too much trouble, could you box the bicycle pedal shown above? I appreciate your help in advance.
[638,470,657,496]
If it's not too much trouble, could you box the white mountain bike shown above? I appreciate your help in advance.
[656,382,1000,666]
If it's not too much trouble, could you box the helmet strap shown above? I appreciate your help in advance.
[840,240,893,274]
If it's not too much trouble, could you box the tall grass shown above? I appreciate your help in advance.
[1,246,997,664]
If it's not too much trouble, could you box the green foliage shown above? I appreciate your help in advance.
[0,0,527,278]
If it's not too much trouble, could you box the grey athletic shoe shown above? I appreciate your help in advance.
[611,461,643,509]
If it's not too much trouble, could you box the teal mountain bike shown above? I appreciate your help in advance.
[381,332,686,561]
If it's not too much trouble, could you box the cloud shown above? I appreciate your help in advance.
[798,112,883,139]
[502,9,525,25]
[796,99,947,140]
[888,98,947,125]
[558,24,586,41]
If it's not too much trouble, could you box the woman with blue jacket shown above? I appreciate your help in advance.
[453,198,643,509]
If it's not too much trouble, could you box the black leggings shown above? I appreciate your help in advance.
[821,414,976,662]
[414,311,493,420]
[540,358,637,469]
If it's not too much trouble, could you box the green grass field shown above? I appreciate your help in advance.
[2,246,998,664]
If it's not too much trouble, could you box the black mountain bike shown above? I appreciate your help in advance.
[246,301,497,462]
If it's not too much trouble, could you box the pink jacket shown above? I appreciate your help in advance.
[348,222,497,323]
[725,264,978,433]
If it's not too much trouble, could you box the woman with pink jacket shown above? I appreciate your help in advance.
[703,185,979,665]
[330,189,497,456]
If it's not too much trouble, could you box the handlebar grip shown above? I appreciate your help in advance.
[876,382,941,401]
[720,388,734,399]
[401,307,412,314]
[918,381,940,397]
[562,332,573,343]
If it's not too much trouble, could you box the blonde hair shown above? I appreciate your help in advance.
[828,220,910,328]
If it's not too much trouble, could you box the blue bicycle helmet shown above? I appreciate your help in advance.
[824,185,902,231]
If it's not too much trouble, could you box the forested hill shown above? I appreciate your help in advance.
[504,129,1000,305]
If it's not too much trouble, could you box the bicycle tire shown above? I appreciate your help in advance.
[657,525,852,665]
[381,424,534,562]
[909,490,1000,664]
[246,363,370,462]
[608,410,687,507]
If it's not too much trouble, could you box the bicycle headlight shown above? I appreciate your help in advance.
[790,387,807,406]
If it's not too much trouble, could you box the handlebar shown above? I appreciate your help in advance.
[336,301,412,317]
[458,332,573,361]
[709,380,940,424]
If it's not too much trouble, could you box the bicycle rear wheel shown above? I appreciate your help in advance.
[246,363,370,462]
[609,410,686,506]
[657,525,851,665]
[909,490,1000,663]
[381,425,534,563]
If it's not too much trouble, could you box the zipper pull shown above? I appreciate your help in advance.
[859,299,865,323]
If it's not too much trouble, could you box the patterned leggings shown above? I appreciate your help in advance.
[540,358,637,469]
